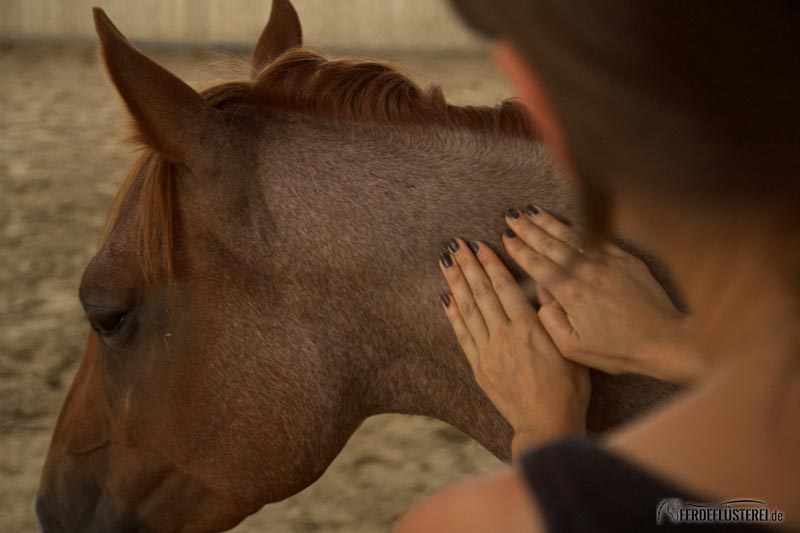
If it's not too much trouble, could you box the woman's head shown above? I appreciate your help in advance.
[450,0,800,242]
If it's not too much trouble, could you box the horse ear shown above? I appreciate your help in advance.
[93,7,218,165]
[251,0,303,78]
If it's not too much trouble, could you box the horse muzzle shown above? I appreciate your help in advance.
[35,492,147,533]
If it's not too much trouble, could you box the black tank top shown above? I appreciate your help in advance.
[520,438,781,532]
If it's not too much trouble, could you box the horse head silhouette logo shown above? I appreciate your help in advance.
[656,498,683,525]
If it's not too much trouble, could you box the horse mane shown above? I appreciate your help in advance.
[100,48,537,286]
[206,49,536,136]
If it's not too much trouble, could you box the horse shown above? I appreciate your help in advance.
[36,1,680,530]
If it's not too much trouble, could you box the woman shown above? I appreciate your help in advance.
[397,1,799,531]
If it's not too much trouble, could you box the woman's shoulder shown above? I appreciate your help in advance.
[396,433,778,533]
[394,465,544,533]
[521,437,697,531]
[521,436,774,532]
[605,363,799,531]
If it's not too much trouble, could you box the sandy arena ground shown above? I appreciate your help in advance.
[0,43,514,531]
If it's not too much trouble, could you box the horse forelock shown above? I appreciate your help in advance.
[99,151,175,288]
[99,47,538,288]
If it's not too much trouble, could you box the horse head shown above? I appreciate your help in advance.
[36,2,367,530]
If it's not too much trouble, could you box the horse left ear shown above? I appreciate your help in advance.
[251,0,303,78]
[93,7,220,166]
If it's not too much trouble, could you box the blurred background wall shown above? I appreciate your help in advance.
[0,0,484,51]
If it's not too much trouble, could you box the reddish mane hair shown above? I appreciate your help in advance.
[100,48,536,285]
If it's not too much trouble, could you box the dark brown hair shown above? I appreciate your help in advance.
[450,0,800,235]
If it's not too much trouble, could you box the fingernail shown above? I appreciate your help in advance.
[506,208,520,219]
[467,240,479,254]
[440,252,453,268]
[447,239,459,252]
[440,293,451,307]
[525,204,539,216]
[504,228,516,239]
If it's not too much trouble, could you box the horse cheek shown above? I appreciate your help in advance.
[50,331,112,456]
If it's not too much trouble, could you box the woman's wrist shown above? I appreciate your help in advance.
[640,315,706,386]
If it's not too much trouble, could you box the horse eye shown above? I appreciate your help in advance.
[87,310,129,337]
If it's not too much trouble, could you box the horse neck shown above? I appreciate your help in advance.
[380,135,574,460]
[261,117,575,460]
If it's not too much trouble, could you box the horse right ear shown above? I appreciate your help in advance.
[93,7,220,167]
[251,0,303,78]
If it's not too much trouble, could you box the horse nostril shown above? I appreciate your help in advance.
[34,495,59,532]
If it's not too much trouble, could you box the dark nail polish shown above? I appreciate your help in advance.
[440,293,451,307]
[447,239,460,252]
[440,252,453,268]
[525,204,539,216]
[506,208,520,219]
[504,228,516,239]
[467,240,480,254]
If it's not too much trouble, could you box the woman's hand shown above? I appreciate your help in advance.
[439,238,590,458]
[502,205,705,385]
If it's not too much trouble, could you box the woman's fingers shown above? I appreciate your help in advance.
[520,204,586,251]
[537,300,574,349]
[440,292,480,368]
[448,238,510,329]
[469,240,537,322]
[504,208,578,267]
[536,284,555,306]
[440,249,490,343]
[603,241,629,257]
[502,229,570,295]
